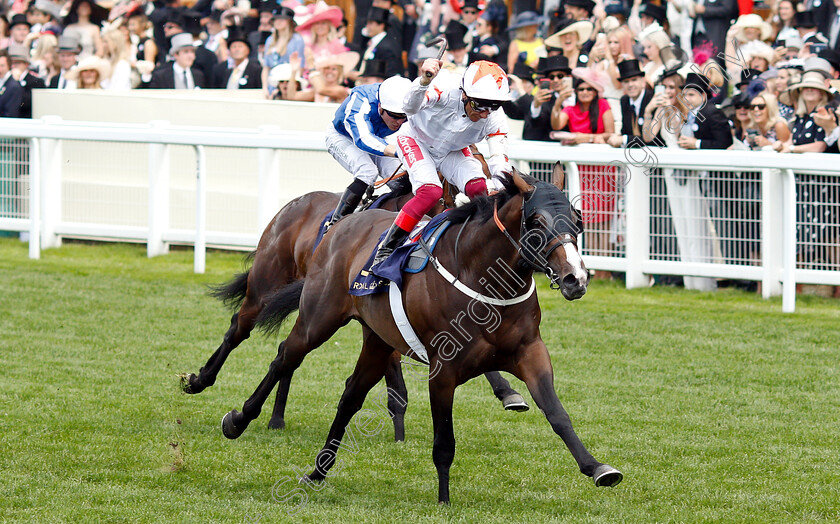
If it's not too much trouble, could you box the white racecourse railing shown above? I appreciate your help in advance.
[2,116,839,313]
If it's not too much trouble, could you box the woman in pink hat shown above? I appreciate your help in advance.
[296,1,348,68]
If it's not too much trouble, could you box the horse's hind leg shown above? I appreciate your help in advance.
[513,340,622,487]
[303,327,393,483]
[267,372,293,430]
[181,299,258,394]
[383,351,408,442]
[483,371,529,412]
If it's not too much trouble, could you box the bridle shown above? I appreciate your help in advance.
[492,183,583,290]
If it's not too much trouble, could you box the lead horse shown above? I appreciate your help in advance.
[179,179,527,440]
[221,166,623,503]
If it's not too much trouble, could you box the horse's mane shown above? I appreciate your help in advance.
[443,176,524,225]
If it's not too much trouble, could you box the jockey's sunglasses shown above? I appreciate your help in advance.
[467,97,503,112]
[383,109,407,121]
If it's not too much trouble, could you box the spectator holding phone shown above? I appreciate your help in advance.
[745,92,791,151]
[607,59,655,147]
[772,0,799,46]
[517,55,573,141]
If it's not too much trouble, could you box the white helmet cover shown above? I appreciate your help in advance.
[378,76,412,113]
[461,61,511,102]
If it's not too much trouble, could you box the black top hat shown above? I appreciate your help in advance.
[564,0,596,14]
[462,0,481,10]
[165,10,186,29]
[639,3,666,24]
[9,14,30,28]
[512,62,536,80]
[617,59,644,81]
[513,0,538,15]
[738,68,761,87]
[257,0,277,13]
[684,72,714,97]
[179,9,203,35]
[209,10,223,22]
[445,20,469,50]
[360,59,388,78]
[226,26,250,49]
[818,49,840,73]
[794,10,817,29]
[536,54,571,74]
[367,7,390,25]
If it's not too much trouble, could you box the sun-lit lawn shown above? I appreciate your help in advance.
[1,238,839,523]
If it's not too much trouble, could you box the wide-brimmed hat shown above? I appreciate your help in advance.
[544,19,594,47]
[268,63,302,84]
[733,14,772,42]
[780,71,832,105]
[9,14,31,28]
[169,33,195,54]
[571,66,607,93]
[67,56,111,81]
[683,72,715,97]
[296,1,343,31]
[33,0,62,20]
[7,43,30,63]
[445,20,469,50]
[226,26,250,49]
[536,54,571,74]
[314,50,360,72]
[564,0,595,14]
[617,59,644,81]
[804,56,833,79]
[794,10,817,29]
[507,11,545,32]
[742,40,774,65]
[639,3,666,24]
[65,0,109,26]
[57,35,82,53]
[359,59,387,78]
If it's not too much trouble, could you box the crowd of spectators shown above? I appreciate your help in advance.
[0,0,838,289]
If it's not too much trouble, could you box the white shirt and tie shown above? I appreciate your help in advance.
[173,63,195,90]
[226,60,248,90]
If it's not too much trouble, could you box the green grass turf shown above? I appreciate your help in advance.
[1,238,839,523]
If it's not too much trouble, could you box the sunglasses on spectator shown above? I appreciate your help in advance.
[462,8,479,14]
[467,98,503,112]
[750,104,767,111]
[576,86,596,93]
[383,109,407,121]
[734,104,749,110]
[546,73,567,80]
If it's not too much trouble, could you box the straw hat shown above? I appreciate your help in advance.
[295,1,343,31]
[733,14,772,42]
[314,51,360,72]
[779,71,832,105]
[67,56,111,81]
[544,19,594,47]
[571,66,608,94]
[741,40,775,66]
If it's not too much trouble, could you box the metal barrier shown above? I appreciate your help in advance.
[2,116,839,312]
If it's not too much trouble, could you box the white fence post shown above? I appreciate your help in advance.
[148,120,170,257]
[39,115,62,249]
[28,138,40,259]
[782,169,797,313]
[761,168,783,298]
[194,145,206,274]
[624,163,649,288]
[257,125,282,233]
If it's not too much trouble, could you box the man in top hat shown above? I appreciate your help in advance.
[29,0,63,34]
[357,7,403,79]
[444,20,471,72]
[690,0,737,63]
[675,72,733,150]
[564,0,596,21]
[795,11,829,46]
[7,43,45,119]
[50,36,81,89]
[638,3,666,29]
[9,14,32,47]
[165,9,218,82]
[518,55,573,141]
[459,0,482,32]
[0,50,25,119]
[356,59,388,84]
[147,33,207,89]
[212,27,262,89]
[607,59,656,148]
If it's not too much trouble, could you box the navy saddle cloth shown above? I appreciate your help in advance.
[350,212,453,296]
[311,190,407,254]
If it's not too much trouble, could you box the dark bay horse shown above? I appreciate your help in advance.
[179,180,527,440]
[220,167,623,503]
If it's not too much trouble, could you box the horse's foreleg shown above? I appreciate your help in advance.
[383,351,408,442]
[305,328,392,482]
[483,371,529,412]
[267,373,293,430]
[514,340,622,487]
[182,305,256,394]
[429,370,457,505]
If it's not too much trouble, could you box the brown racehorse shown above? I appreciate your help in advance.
[220,167,623,504]
[179,179,527,441]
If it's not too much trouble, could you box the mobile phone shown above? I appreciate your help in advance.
[539,78,551,90]
[562,76,573,90]
[777,39,786,48]
[654,85,666,95]
[811,43,827,54]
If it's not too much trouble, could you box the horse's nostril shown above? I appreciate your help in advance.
[563,274,578,288]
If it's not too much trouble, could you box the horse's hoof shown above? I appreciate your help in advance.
[178,373,203,394]
[502,393,530,412]
[221,410,245,440]
[267,417,285,431]
[593,464,623,487]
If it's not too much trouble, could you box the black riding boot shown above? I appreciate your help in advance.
[326,179,369,231]
[371,223,410,268]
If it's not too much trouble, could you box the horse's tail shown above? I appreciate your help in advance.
[208,251,256,309]
[255,280,305,336]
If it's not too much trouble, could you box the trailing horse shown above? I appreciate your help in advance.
[221,165,622,503]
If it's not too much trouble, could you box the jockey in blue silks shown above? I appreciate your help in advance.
[324,75,413,230]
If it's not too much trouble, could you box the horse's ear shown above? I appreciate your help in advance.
[510,167,535,193]
[552,162,565,189]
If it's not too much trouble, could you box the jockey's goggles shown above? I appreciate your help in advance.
[383,109,407,121]
[467,97,504,113]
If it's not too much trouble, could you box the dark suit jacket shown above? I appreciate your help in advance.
[692,0,738,61]
[149,63,207,89]
[17,72,46,119]
[361,34,403,78]
[212,59,262,89]
[0,77,24,118]
[619,89,655,145]
[522,93,556,141]
[693,104,733,149]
